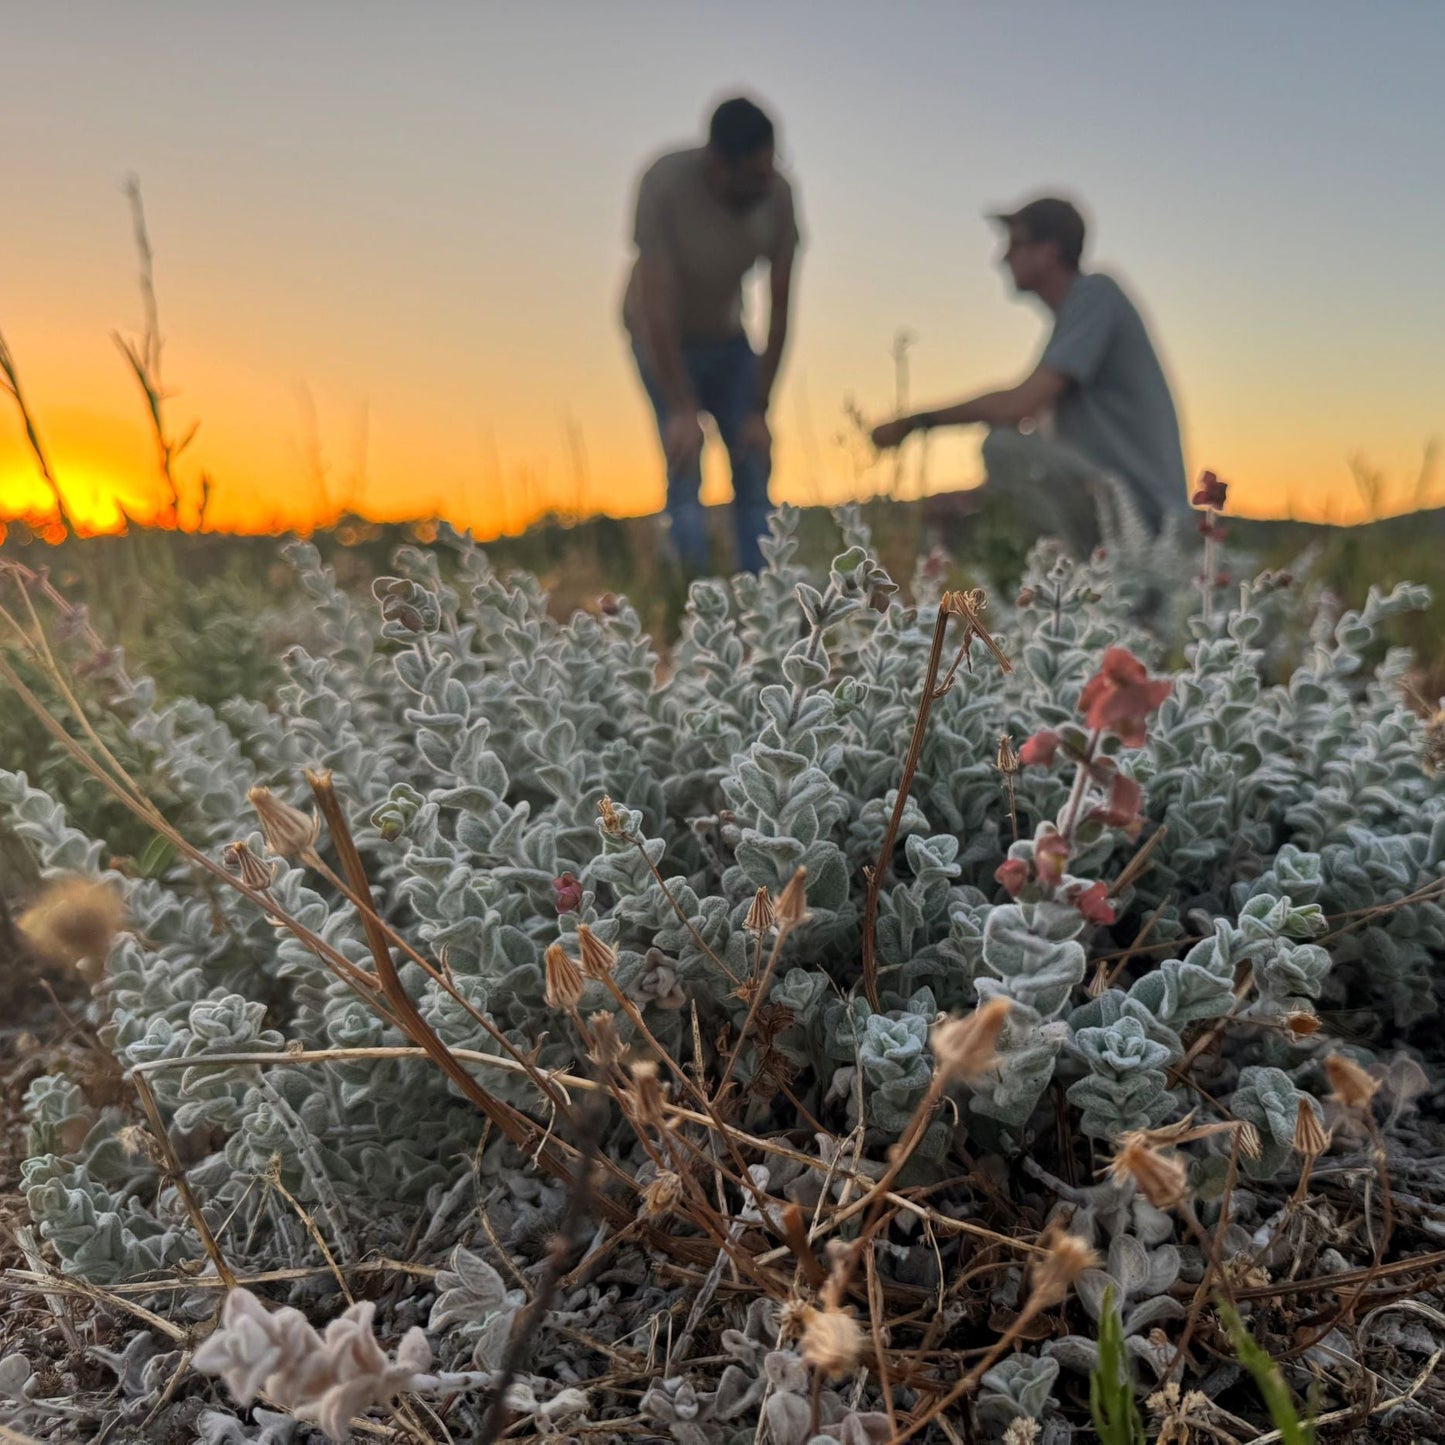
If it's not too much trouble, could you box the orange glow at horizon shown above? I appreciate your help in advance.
[4,365,1442,544]
[4,3,1443,552]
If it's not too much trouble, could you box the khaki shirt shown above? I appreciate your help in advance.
[623,147,800,348]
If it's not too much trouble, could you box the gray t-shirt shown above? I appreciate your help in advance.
[623,147,800,347]
[1039,272,1187,528]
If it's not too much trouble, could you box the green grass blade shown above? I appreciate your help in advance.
[1089,1285,1146,1445]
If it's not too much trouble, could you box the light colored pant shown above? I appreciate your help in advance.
[980,427,1121,559]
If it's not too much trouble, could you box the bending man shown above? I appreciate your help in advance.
[623,96,801,575]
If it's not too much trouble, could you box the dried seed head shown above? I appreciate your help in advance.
[247,786,320,860]
[1292,1096,1330,1159]
[17,876,126,984]
[930,997,1011,1083]
[744,887,776,934]
[996,734,1022,776]
[222,840,278,893]
[544,943,585,1010]
[800,1306,863,1380]
[1029,1224,1098,1308]
[1424,713,1445,774]
[1235,1121,1263,1161]
[779,1298,811,1342]
[584,1012,624,1068]
[1125,1115,1238,1151]
[116,1124,162,1163]
[1107,1137,1189,1209]
[628,1059,666,1127]
[775,868,809,929]
[1325,1053,1379,1111]
[639,1170,684,1218]
[576,924,617,981]
[597,795,626,837]
[1283,1010,1322,1039]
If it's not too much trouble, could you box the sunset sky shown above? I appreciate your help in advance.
[2,1,1443,538]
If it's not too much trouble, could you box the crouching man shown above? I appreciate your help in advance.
[872,196,1188,557]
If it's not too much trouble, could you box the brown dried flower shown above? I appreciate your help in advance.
[18,876,126,984]
[1235,1121,1263,1161]
[597,795,627,837]
[744,887,776,934]
[775,868,809,929]
[223,840,278,893]
[1292,1096,1330,1159]
[628,1059,666,1127]
[800,1305,863,1379]
[576,924,617,981]
[779,1298,811,1342]
[1282,1010,1322,1039]
[584,1012,625,1068]
[117,1124,162,1163]
[543,943,585,1010]
[247,786,321,860]
[1325,1053,1379,1111]
[1107,1137,1189,1209]
[930,997,1011,1083]
[639,1170,684,1218]
[1029,1224,1099,1308]
[996,734,1022,776]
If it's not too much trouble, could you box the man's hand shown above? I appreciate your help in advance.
[663,410,705,474]
[870,416,915,451]
[738,411,772,458]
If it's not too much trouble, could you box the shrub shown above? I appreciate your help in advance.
[3,504,1440,1442]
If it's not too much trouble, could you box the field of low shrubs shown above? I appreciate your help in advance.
[3,498,1445,1443]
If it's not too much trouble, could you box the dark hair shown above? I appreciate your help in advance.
[707,97,775,161]
[995,196,1087,269]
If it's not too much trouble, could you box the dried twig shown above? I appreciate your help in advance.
[475,1120,600,1445]
[860,600,953,1009]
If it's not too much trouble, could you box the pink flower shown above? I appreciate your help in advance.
[1034,834,1070,889]
[1087,773,1144,839]
[1077,648,1172,747]
[553,873,584,914]
[994,859,1031,896]
[1192,470,1229,510]
[1072,881,1117,926]
[1019,730,1062,767]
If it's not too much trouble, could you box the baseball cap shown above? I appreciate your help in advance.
[987,196,1087,266]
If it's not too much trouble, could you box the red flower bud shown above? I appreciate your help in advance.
[1019,730,1062,767]
[1072,881,1116,926]
[1077,647,1172,748]
[553,872,584,914]
[994,858,1031,896]
[1192,470,1229,510]
[1086,773,1144,839]
[1034,833,1070,889]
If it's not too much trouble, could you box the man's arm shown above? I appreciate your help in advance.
[755,248,795,414]
[637,251,696,417]
[872,364,1068,448]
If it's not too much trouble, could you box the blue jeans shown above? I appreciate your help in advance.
[632,334,771,575]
